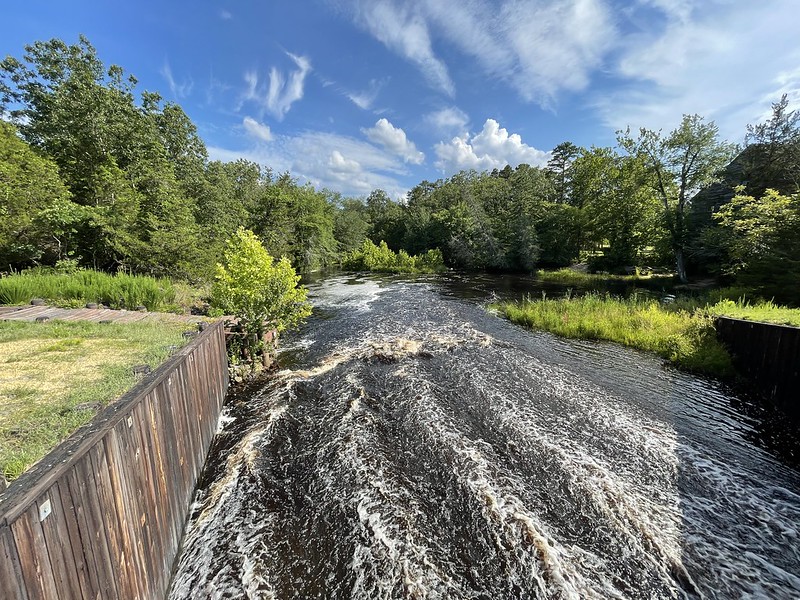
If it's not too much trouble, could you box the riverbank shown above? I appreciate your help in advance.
[492,294,736,377]
[0,319,191,480]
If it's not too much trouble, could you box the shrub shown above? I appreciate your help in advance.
[210,228,311,369]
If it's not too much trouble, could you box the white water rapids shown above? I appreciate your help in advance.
[168,275,800,599]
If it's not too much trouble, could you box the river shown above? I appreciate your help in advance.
[168,274,800,599]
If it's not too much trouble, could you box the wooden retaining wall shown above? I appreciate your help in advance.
[716,317,800,417]
[0,320,228,599]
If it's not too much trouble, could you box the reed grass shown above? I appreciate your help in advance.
[492,292,734,377]
[0,270,177,311]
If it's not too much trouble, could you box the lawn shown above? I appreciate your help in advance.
[0,319,190,481]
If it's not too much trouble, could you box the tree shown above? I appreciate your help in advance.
[619,115,736,282]
[714,187,800,302]
[0,121,71,268]
[546,141,580,204]
[743,94,800,195]
[211,228,311,368]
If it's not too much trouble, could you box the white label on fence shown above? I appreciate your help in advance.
[39,498,52,521]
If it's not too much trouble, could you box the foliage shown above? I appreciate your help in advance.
[342,239,445,273]
[0,270,176,310]
[618,115,736,282]
[0,319,187,480]
[210,228,311,367]
[713,187,800,304]
[0,121,71,268]
[493,293,734,377]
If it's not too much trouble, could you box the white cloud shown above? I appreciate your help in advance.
[348,0,455,96]
[346,79,386,110]
[208,129,413,199]
[220,9,233,20]
[329,150,361,173]
[241,52,312,120]
[595,0,800,142]
[340,0,614,106]
[425,107,469,136]
[434,119,549,173]
[362,118,425,164]
[242,117,272,142]
[160,61,193,99]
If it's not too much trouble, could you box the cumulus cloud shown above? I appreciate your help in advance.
[595,0,800,141]
[241,52,312,120]
[347,0,455,96]
[434,119,549,173]
[208,129,413,199]
[160,61,193,99]
[425,107,469,136]
[242,117,273,142]
[362,118,425,164]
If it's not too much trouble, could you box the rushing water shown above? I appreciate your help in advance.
[169,274,800,599]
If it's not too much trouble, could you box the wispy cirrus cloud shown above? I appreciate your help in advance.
[338,0,614,106]
[160,60,193,99]
[241,52,312,120]
[425,106,469,136]
[434,118,549,172]
[346,78,387,110]
[595,0,800,141]
[362,118,424,164]
[242,116,272,142]
[346,0,455,97]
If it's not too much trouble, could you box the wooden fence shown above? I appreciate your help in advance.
[0,320,228,599]
[716,317,800,417]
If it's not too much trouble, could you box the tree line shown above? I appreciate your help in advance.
[2,37,799,303]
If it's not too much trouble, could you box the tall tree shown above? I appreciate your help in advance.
[619,115,735,282]
[546,141,580,204]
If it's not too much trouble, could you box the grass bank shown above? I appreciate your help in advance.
[534,267,675,286]
[492,293,734,378]
[0,319,190,481]
[0,270,180,311]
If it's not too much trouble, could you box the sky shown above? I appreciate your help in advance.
[4,0,800,199]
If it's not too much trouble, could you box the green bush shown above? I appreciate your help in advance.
[342,239,445,273]
[210,228,311,369]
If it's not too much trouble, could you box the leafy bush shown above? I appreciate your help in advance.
[342,239,445,273]
[210,228,311,369]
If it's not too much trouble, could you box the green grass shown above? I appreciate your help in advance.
[534,267,675,286]
[0,270,177,311]
[0,319,190,481]
[705,298,800,327]
[492,293,734,378]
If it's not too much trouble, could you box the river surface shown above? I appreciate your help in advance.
[169,274,800,599]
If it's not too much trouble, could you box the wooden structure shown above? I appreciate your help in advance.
[716,317,800,416]
[0,320,228,599]
[0,305,207,325]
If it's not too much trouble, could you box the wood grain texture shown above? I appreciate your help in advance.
[0,321,229,599]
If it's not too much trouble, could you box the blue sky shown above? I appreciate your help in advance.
[4,0,799,199]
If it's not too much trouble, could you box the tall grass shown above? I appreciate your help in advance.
[493,293,734,377]
[534,267,675,286]
[0,270,176,311]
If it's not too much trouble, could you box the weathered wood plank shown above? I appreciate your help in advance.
[0,321,229,599]
[10,505,59,599]
[1,525,28,600]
